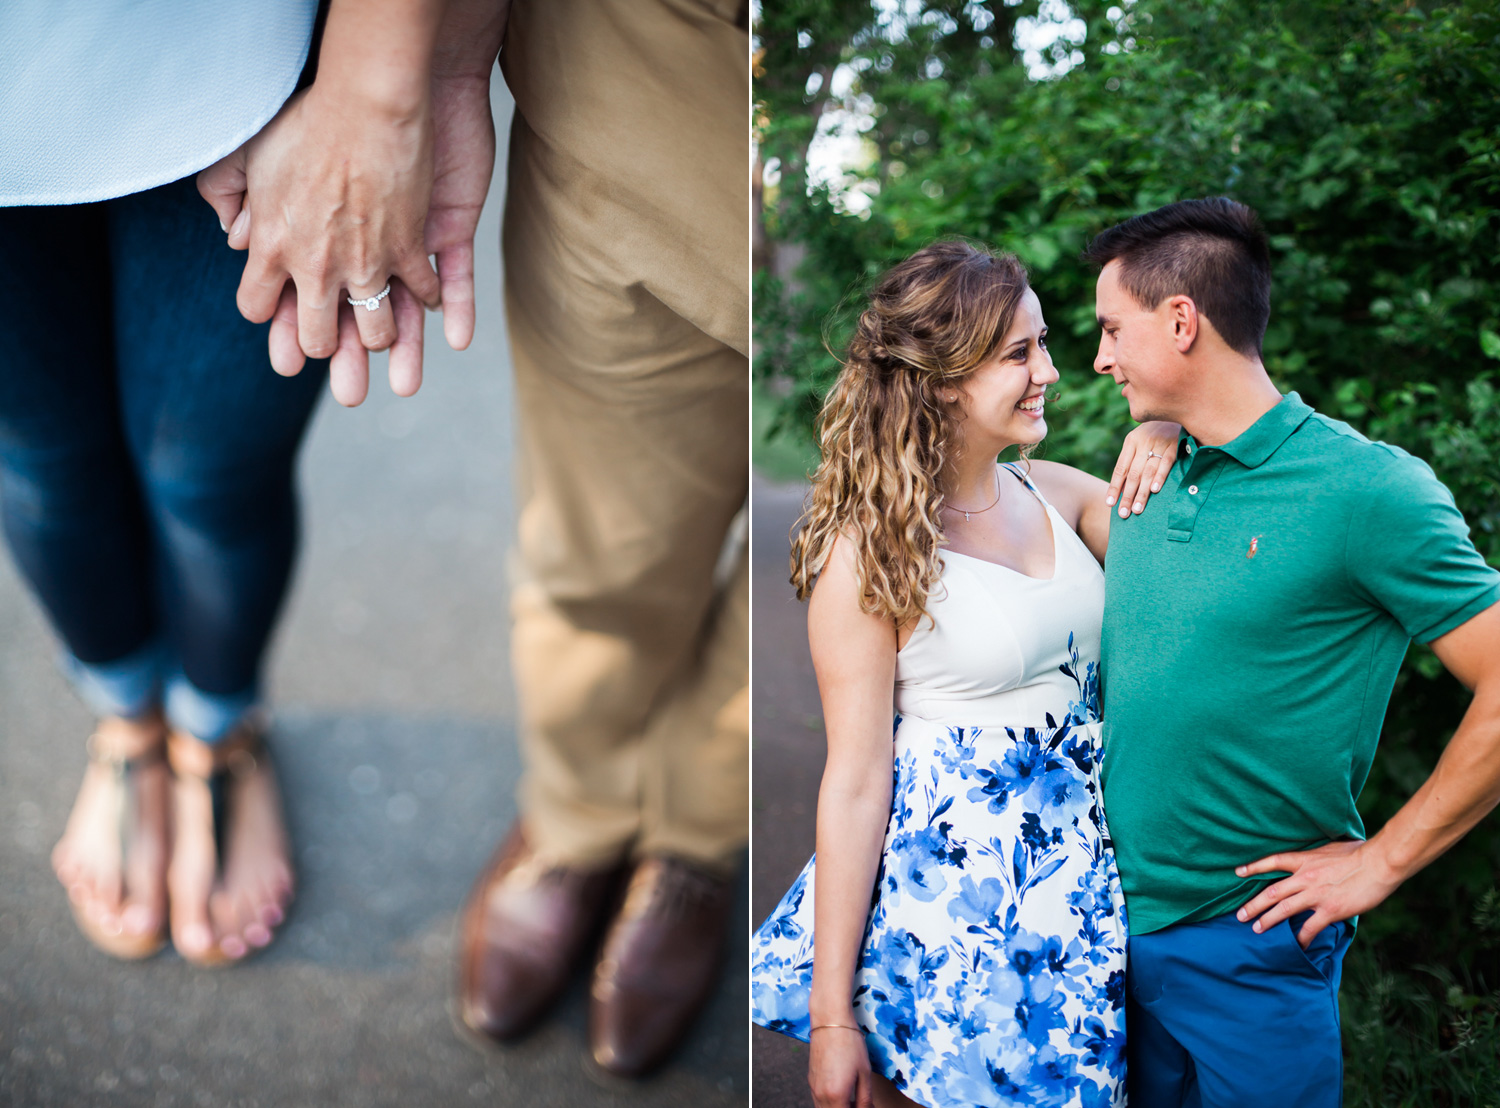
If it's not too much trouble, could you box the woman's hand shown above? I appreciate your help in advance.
[1107,421,1182,518]
[809,1025,875,1108]
[201,86,439,407]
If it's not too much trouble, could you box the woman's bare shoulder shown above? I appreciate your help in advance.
[1021,459,1106,527]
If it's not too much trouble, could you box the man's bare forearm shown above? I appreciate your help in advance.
[433,0,511,82]
[1366,674,1500,882]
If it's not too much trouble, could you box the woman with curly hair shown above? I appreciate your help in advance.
[750,240,1178,1108]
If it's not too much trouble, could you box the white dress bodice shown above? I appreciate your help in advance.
[894,465,1105,729]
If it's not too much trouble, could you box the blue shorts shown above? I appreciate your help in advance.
[1127,909,1352,1108]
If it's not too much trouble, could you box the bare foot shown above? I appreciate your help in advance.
[50,715,170,956]
[167,729,295,965]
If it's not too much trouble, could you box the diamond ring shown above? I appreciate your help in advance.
[347,283,391,312]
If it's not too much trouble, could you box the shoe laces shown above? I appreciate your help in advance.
[621,859,725,923]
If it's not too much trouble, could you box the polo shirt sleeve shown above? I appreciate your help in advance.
[1345,450,1500,643]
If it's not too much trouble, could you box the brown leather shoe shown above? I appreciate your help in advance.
[457,823,622,1043]
[588,855,733,1077]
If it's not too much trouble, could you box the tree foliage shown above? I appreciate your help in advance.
[756,0,1500,1097]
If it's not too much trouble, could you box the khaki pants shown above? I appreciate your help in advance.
[499,0,749,871]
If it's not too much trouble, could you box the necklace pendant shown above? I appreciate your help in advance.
[963,511,971,522]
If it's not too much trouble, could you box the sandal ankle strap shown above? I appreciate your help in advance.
[167,725,263,782]
[86,715,167,768]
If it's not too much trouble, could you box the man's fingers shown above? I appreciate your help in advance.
[436,241,476,351]
[196,148,248,233]
[1236,853,1295,878]
[395,251,443,311]
[295,283,342,361]
[1235,882,1284,925]
[856,1071,874,1108]
[1295,911,1336,950]
[1250,891,1313,934]
[268,284,306,377]
[386,280,425,398]
[328,304,371,407]
[346,281,398,352]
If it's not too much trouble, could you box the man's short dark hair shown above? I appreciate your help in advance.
[1084,198,1271,357]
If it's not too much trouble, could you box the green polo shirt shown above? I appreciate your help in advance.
[1100,392,1500,936]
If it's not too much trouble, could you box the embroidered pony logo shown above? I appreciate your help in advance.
[1246,535,1262,559]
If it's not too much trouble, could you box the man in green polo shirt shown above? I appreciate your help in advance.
[1088,198,1500,1107]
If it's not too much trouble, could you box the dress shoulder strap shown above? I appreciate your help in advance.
[1001,461,1053,511]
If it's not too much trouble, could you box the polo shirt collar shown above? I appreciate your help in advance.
[1183,391,1313,469]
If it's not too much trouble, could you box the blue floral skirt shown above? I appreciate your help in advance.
[750,715,1128,1108]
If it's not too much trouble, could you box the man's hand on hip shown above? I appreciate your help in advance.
[1234,840,1400,948]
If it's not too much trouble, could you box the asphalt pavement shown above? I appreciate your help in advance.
[0,80,746,1108]
[748,477,821,1108]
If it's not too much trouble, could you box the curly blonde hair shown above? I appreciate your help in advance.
[790,240,1031,625]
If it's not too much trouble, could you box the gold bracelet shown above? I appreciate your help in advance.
[809,1023,863,1034]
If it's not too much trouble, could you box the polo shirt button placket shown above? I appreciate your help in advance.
[1167,449,1220,542]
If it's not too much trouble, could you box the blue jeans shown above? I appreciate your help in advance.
[1127,908,1352,1108]
[0,176,326,739]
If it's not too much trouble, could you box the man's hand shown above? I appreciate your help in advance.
[1234,840,1401,948]
[425,71,497,354]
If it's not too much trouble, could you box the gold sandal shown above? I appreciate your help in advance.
[65,715,170,961]
[166,723,291,967]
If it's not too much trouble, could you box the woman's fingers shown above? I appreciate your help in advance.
[436,240,477,351]
[268,284,306,377]
[1118,448,1153,517]
[236,247,289,326]
[295,283,342,361]
[386,280,426,397]
[346,281,399,352]
[1105,444,1135,509]
[328,304,371,408]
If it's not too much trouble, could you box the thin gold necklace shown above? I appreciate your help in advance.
[945,470,1002,522]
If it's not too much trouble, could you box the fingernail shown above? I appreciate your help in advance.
[1253,922,1262,933]
[1105,494,1115,506]
[1133,502,1144,513]
[218,218,227,232]
[1236,866,1246,876]
[1236,909,1247,921]
[1152,482,1162,492]
[229,208,249,239]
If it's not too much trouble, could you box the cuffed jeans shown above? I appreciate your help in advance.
[0,176,325,740]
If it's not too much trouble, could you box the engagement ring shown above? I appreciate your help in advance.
[347,283,391,312]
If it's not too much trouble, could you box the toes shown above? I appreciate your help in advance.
[175,919,216,959]
[119,900,162,939]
